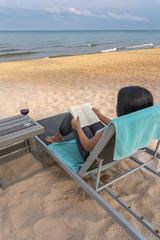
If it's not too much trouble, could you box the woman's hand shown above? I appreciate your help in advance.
[71,116,81,130]
[92,107,102,119]
[93,107,112,125]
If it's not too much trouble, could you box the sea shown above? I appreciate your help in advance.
[0,30,160,63]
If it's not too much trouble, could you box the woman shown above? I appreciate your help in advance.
[45,86,153,161]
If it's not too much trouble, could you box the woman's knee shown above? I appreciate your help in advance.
[59,113,73,136]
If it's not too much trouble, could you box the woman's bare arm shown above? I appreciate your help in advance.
[71,116,105,152]
[92,107,112,125]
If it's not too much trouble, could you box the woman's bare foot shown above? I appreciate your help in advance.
[45,136,59,143]
[45,131,63,143]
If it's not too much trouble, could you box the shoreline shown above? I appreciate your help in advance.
[0,47,159,64]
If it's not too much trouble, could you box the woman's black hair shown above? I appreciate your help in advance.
[117,86,154,117]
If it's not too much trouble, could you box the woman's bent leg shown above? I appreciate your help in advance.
[59,113,73,136]
[59,114,94,160]
[46,113,94,161]
[45,113,73,143]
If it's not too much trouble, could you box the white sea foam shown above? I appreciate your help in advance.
[126,43,154,49]
[100,48,117,53]
[88,43,97,47]
[100,43,154,54]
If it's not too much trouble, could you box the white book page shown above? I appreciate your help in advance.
[81,103,99,125]
[70,105,89,127]
[70,103,99,128]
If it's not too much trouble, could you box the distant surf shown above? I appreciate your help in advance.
[0,30,160,62]
[126,43,153,49]
[100,48,117,53]
[100,43,154,53]
[87,43,97,47]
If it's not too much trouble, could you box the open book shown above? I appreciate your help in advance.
[70,103,100,128]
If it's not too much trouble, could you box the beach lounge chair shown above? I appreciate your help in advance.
[36,105,160,240]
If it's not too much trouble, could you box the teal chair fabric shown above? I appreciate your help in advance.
[48,105,160,171]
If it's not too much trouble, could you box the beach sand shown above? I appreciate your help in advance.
[0,48,160,239]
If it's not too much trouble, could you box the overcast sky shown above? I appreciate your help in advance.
[0,0,160,30]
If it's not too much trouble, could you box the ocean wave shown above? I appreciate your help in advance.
[0,49,20,52]
[100,48,117,53]
[87,43,97,47]
[87,42,114,47]
[0,51,37,57]
[100,43,154,53]
[0,44,10,46]
[126,43,154,49]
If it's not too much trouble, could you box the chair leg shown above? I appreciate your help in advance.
[153,140,160,160]
[95,158,103,192]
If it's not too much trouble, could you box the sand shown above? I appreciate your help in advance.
[0,48,160,240]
